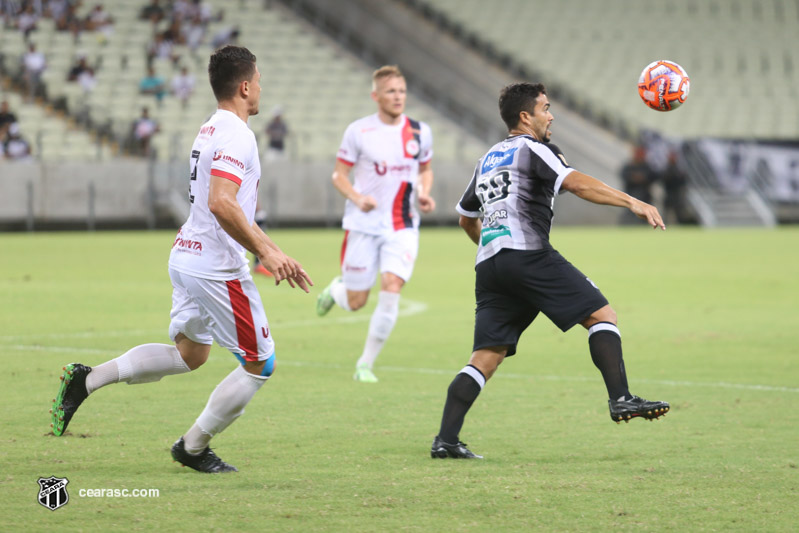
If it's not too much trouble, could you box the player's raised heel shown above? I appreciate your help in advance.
[608,395,670,423]
[430,436,483,459]
[316,276,341,316]
[171,437,238,473]
[353,365,378,383]
[51,363,92,436]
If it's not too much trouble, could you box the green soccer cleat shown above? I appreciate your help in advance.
[353,365,378,383]
[316,276,341,317]
[51,363,91,436]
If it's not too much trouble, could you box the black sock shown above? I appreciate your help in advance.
[588,323,631,400]
[438,366,484,444]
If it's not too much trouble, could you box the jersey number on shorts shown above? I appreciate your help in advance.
[188,149,200,204]
[476,170,511,206]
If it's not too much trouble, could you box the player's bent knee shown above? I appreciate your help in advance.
[260,354,275,377]
[585,305,617,327]
[347,292,369,311]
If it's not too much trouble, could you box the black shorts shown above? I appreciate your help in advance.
[473,247,609,356]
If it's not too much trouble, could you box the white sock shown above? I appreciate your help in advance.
[330,279,351,311]
[85,343,190,394]
[185,365,268,451]
[85,360,119,395]
[356,291,400,369]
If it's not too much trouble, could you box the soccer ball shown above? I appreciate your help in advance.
[637,60,690,111]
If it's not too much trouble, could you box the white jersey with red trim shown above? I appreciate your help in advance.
[169,109,261,280]
[336,113,433,235]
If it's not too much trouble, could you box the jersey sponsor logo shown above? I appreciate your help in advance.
[343,263,367,272]
[199,125,215,136]
[484,209,508,226]
[481,147,518,174]
[172,234,203,252]
[480,225,511,246]
[212,150,245,170]
[373,161,413,177]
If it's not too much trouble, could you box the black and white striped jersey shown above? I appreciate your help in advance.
[456,135,575,265]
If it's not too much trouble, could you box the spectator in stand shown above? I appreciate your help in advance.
[171,66,196,109]
[16,4,39,40]
[139,0,166,23]
[264,106,289,161]
[182,13,206,56]
[162,18,186,46]
[21,43,47,101]
[84,3,114,42]
[47,0,72,22]
[3,123,33,161]
[67,54,97,93]
[53,2,84,41]
[147,32,180,67]
[619,144,657,225]
[139,66,167,105]
[211,25,239,49]
[660,150,689,225]
[0,100,18,139]
[132,107,159,157]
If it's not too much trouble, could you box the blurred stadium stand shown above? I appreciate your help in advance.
[1,0,798,229]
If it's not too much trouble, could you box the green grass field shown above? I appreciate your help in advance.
[2,227,798,532]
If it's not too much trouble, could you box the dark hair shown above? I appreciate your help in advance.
[208,45,256,101]
[498,82,547,130]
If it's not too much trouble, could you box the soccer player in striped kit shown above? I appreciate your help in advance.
[316,65,436,383]
[431,83,670,459]
[50,46,313,473]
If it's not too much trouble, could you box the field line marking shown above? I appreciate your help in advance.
[16,343,799,394]
[0,298,429,341]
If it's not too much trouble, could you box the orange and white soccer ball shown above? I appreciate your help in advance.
[637,60,690,111]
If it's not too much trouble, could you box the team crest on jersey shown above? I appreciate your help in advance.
[405,139,420,157]
[38,476,69,511]
[481,147,518,174]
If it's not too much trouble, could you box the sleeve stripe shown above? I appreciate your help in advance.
[336,157,355,167]
[554,169,575,196]
[211,168,242,185]
[456,203,481,218]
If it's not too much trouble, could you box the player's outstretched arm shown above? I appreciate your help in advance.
[209,176,312,288]
[560,170,666,230]
[252,223,313,292]
[331,159,377,212]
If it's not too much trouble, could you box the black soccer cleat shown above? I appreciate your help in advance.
[430,435,483,459]
[171,437,238,473]
[51,363,92,436]
[608,395,670,423]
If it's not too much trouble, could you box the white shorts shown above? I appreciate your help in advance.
[168,268,275,361]
[340,228,419,291]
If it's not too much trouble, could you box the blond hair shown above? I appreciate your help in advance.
[372,65,404,91]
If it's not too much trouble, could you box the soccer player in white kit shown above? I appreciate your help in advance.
[50,46,313,473]
[316,65,435,383]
